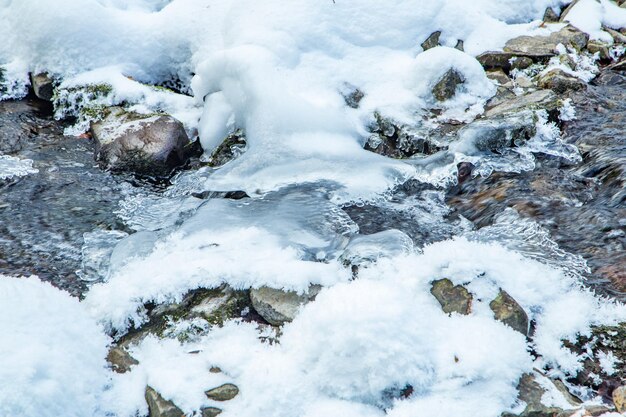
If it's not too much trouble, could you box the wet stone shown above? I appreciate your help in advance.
[490,290,529,335]
[430,278,472,315]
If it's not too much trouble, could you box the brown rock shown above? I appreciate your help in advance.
[489,289,529,336]
[430,278,472,315]
[614,385,626,413]
[587,40,611,60]
[201,407,222,417]
[504,25,589,57]
[250,285,320,326]
[486,69,512,87]
[145,386,184,417]
[205,383,239,401]
[538,69,586,94]
[106,345,139,373]
[421,31,441,51]
[432,69,464,102]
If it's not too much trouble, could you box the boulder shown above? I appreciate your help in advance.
[30,73,54,101]
[432,69,464,102]
[205,383,239,401]
[489,290,529,336]
[504,25,589,57]
[250,285,321,326]
[614,385,626,413]
[421,31,441,51]
[91,107,189,175]
[145,386,184,417]
[538,69,586,94]
[430,279,472,315]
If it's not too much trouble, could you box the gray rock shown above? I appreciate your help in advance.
[250,285,320,326]
[145,386,184,417]
[201,407,223,417]
[421,31,441,51]
[543,7,559,23]
[106,345,139,373]
[205,383,239,401]
[485,89,558,118]
[510,56,534,71]
[604,27,626,44]
[614,385,626,413]
[91,108,189,175]
[504,25,589,57]
[538,69,586,94]
[454,40,464,52]
[432,69,464,102]
[456,112,536,153]
[430,278,472,315]
[489,289,529,336]
[30,73,54,101]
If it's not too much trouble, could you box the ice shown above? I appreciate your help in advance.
[0,155,38,180]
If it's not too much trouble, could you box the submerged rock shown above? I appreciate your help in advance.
[250,285,321,326]
[145,386,184,417]
[205,383,239,401]
[432,69,464,101]
[489,289,529,336]
[91,107,189,176]
[430,278,472,315]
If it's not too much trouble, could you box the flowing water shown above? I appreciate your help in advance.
[0,71,624,301]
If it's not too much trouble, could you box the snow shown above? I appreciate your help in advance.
[93,238,626,417]
[563,0,626,42]
[0,275,111,417]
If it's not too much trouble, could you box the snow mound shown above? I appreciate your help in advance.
[0,276,110,417]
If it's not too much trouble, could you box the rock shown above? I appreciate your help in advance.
[458,111,536,154]
[250,285,320,326]
[587,40,611,60]
[489,290,529,336]
[485,89,558,118]
[604,27,626,44]
[486,69,512,87]
[106,345,139,373]
[205,383,239,401]
[614,385,626,413]
[432,69,464,102]
[90,107,189,175]
[543,7,559,23]
[30,73,54,101]
[190,286,247,326]
[421,31,441,51]
[201,407,223,417]
[510,56,534,71]
[504,25,589,57]
[341,83,365,109]
[454,40,464,51]
[515,74,534,89]
[477,51,516,71]
[430,278,472,315]
[502,374,577,417]
[538,69,586,94]
[145,386,184,417]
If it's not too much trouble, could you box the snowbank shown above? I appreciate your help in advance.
[0,276,111,417]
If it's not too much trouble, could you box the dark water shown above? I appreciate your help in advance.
[0,71,624,300]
